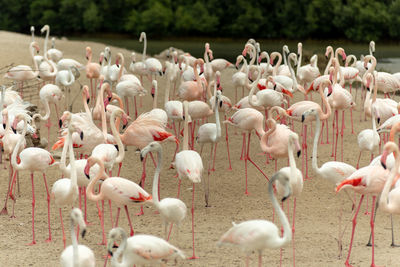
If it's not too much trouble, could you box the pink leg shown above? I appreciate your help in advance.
[59,208,66,248]
[125,97,130,116]
[370,196,379,267]
[246,132,269,182]
[341,110,345,162]
[124,205,134,236]
[114,207,121,227]
[345,195,364,267]
[1,164,15,215]
[42,173,52,242]
[258,251,263,267]
[188,183,199,259]
[96,200,106,245]
[292,198,297,267]
[350,107,354,134]
[240,133,246,160]
[365,196,370,215]
[304,125,310,180]
[84,187,89,224]
[167,223,174,241]
[244,133,249,195]
[334,110,339,161]
[225,117,232,170]
[331,111,336,157]
[108,200,114,228]
[134,96,138,119]
[176,179,182,198]
[28,173,36,245]
[117,162,122,177]
[137,156,147,216]
[211,142,217,172]
[357,152,362,169]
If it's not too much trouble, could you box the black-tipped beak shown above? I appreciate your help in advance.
[377,117,380,124]
[248,78,253,83]
[219,101,223,108]
[325,55,328,59]
[38,75,41,79]
[158,71,163,76]
[85,172,90,179]
[11,127,16,134]
[140,154,144,161]
[108,250,113,257]
[182,115,185,120]
[366,87,370,92]
[80,132,84,140]
[151,93,154,98]
[365,66,368,70]
[108,96,112,102]
[114,144,119,151]
[122,123,127,130]
[86,98,90,104]
[81,229,86,238]
[327,91,332,97]
[282,196,288,202]
[301,115,305,123]
[113,244,119,248]
[273,84,276,90]
[297,150,301,158]
[59,119,63,128]
[86,56,89,60]
[2,123,5,129]
[235,66,238,70]
[105,57,108,63]
[381,161,387,169]
[199,71,203,75]
[116,64,120,68]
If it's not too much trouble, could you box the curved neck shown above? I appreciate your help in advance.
[372,73,378,103]
[240,56,248,73]
[248,70,262,106]
[111,231,128,267]
[371,103,377,131]
[324,49,334,75]
[142,34,147,62]
[260,119,276,152]
[67,126,77,202]
[380,146,400,213]
[288,56,298,89]
[111,112,125,164]
[153,84,158,109]
[272,53,282,76]
[311,112,322,175]
[268,176,291,247]
[296,46,302,75]
[33,98,51,126]
[193,61,202,88]
[64,68,74,86]
[11,116,27,170]
[100,85,108,140]
[334,59,344,86]
[82,91,92,119]
[117,55,125,82]
[59,127,69,175]
[288,134,297,178]
[183,103,189,151]
[282,47,288,66]
[86,158,107,202]
[214,94,221,140]
[44,28,49,58]
[346,55,357,67]
[164,76,171,105]
[318,87,331,120]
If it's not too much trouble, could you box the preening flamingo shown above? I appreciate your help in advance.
[10,113,56,245]
[173,100,203,259]
[141,142,187,240]
[60,208,95,267]
[107,227,185,266]
[218,171,292,267]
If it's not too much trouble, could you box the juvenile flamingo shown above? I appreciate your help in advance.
[60,208,95,267]
[218,171,292,267]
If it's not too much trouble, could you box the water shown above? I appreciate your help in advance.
[69,35,400,72]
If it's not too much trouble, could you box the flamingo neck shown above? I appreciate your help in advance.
[71,216,79,267]
[215,96,221,141]
[260,119,276,153]
[111,111,125,164]
[380,145,400,213]
[288,56,298,89]
[86,158,107,202]
[164,76,171,105]
[111,230,128,267]
[296,46,302,75]
[318,87,331,121]
[153,84,158,109]
[152,148,162,208]
[117,55,125,82]
[30,43,39,77]
[273,53,282,76]
[183,102,189,151]
[142,34,147,62]
[11,116,27,171]
[288,133,297,179]
[324,49,334,75]
[311,112,322,176]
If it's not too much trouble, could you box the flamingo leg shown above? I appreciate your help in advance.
[366,198,379,246]
[59,208,66,249]
[108,200,114,228]
[137,156,147,216]
[225,115,232,170]
[1,164,14,215]
[344,194,364,267]
[84,186,89,224]
[244,132,249,195]
[96,200,106,245]
[292,198,297,267]
[240,133,246,161]
[134,96,138,119]
[114,207,120,227]
[188,183,199,259]
[167,223,174,241]
[117,162,122,177]
[391,214,400,247]
[334,110,339,161]
[258,251,262,267]
[42,173,52,242]
[125,97,130,116]
[28,173,36,245]
[211,142,217,172]
[124,205,134,236]
[331,110,336,157]
[341,110,345,162]
[304,125,310,180]
[370,196,380,267]
[246,132,269,182]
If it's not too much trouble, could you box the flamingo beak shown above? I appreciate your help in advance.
[59,119,63,128]
[81,229,86,238]
[301,114,305,123]
[80,132,84,140]
[84,163,91,179]
[297,150,301,158]
[381,150,388,169]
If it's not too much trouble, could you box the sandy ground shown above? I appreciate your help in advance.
[0,31,400,266]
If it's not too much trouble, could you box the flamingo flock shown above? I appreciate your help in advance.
[3,26,400,266]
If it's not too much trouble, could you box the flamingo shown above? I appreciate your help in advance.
[4,42,40,91]
[51,123,80,248]
[303,108,357,257]
[173,100,203,259]
[107,228,185,266]
[60,208,95,267]
[271,79,333,179]
[129,52,147,84]
[140,32,163,83]
[232,55,252,103]
[39,25,58,82]
[55,66,78,110]
[178,58,205,101]
[84,155,152,238]
[32,83,64,143]
[57,58,84,72]
[47,37,63,62]
[336,157,390,267]
[296,42,319,89]
[141,142,187,240]
[148,80,168,126]
[224,107,269,193]
[10,113,56,245]
[217,171,292,267]
[274,132,303,267]
[85,46,101,101]
[30,26,43,67]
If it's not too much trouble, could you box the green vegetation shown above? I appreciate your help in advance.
[1,0,400,42]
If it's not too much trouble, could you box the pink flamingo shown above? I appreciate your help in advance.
[271,79,333,179]
[173,100,203,259]
[217,171,292,267]
[32,83,64,143]
[10,113,56,245]
[39,25,58,83]
[141,142,187,240]
[296,42,319,89]
[85,46,101,101]
[178,58,205,101]
[84,155,152,238]
[336,159,390,267]
[107,228,185,266]
[224,107,269,194]
[4,42,40,93]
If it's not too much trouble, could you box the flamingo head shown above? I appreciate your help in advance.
[40,25,49,34]
[83,86,90,104]
[325,46,333,59]
[59,111,72,128]
[85,47,91,60]
[140,141,161,161]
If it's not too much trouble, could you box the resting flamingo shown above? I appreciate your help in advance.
[217,171,292,267]
[173,100,203,259]
[10,113,56,245]
[60,208,95,267]
[107,228,185,266]
[141,142,187,240]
